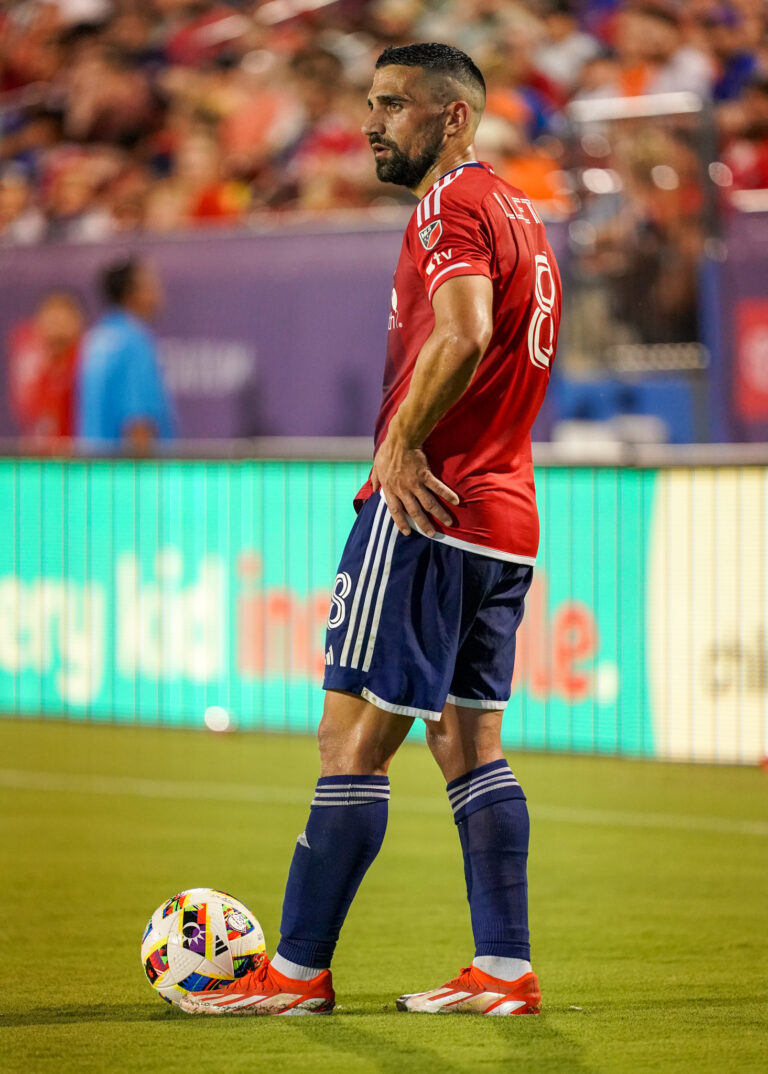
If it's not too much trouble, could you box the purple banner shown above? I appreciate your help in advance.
[0,218,567,439]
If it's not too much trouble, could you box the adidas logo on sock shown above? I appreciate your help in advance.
[297,831,310,848]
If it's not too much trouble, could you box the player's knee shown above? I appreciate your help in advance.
[425,712,504,782]
[316,713,381,776]
[316,714,343,769]
[425,723,468,780]
[424,720,452,769]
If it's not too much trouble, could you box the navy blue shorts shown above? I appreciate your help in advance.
[322,492,533,721]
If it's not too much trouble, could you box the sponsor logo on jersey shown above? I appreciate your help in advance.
[418,219,443,250]
[426,248,453,276]
[388,288,402,330]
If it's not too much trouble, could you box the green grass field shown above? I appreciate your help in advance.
[1,719,767,1074]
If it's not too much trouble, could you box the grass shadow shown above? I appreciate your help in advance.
[0,1003,184,1028]
[288,1009,598,1074]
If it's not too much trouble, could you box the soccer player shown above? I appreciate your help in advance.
[182,41,561,1018]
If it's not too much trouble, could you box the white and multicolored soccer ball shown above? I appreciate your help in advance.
[141,888,266,1005]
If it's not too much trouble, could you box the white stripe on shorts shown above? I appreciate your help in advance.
[361,687,442,722]
[350,513,395,670]
[340,496,386,667]
[446,694,510,710]
[362,520,398,672]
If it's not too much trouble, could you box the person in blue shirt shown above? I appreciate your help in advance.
[77,256,176,449]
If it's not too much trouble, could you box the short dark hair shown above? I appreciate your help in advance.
[101,255,140,306]
[375,43,486,102]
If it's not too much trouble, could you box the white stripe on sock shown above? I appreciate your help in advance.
[311,784,391,806]
[450,774,520,813]
[448,768,517,803]
[311,791,390,803]
[450,774,520,811]
[314,783,391,793]
[451,768,517,803]
[311,798,389,807]
[312,789,391,798]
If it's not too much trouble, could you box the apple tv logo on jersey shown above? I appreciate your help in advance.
[426,249,453,276]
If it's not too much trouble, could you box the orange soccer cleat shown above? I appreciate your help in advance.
[179,957,335,1016]
[396,964,541,1015]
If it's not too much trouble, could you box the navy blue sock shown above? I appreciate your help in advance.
[447,760,531,961]
[276,775,390,970]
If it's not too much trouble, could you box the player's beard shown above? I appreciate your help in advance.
[371,124,444,188]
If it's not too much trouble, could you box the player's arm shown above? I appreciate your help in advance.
[372,273,493,537]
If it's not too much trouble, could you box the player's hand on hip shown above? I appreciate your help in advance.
[371,440,459,538]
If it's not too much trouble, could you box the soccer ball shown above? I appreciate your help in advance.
[141,888,265,1005]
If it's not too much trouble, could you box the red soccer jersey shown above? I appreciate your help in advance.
[356,161,562,564]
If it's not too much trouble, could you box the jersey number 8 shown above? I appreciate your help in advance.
[527,253,556,370]
[328,571,352,629]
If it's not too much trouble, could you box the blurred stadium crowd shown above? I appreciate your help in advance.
[1,0,767,243]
